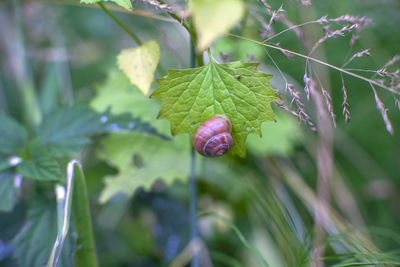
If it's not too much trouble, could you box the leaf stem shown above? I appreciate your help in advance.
[155,0,204,66]
[98,2,142,45]
[229,34,400,95]
[156,0,190,32]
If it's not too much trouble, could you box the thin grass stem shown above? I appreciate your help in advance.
[264,20,318,42]
[229,34,400,95]
[199,212,270,267]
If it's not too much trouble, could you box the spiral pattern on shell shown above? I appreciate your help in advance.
[193,115,233,157]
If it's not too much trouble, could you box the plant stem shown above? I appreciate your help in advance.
[98,2,142,45]
[189,38,199,267]
[156,0,204,65]
[98,2,167,75]
[13,0,41,131]
[189,140,198,267]
[189,19,204,66]
[157,0,190,32]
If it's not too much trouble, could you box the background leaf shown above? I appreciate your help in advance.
[188,0,245,51]
[12,199,75,267]
[0,114,27,155]
[91,70,190,202]
[37,105,103,157]
[0,156,10,173]
[38,64,61,116]
[99,132,189,203]
[246,112,302,157]
[151,60,280,156]
[17,146,63,181]
[80,0,132,10]
[100,111,169,140]
[117,41,160,95]
[37,105,164,157]
[0,171,16,212]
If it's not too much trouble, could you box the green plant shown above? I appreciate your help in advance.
[1,0,400,267]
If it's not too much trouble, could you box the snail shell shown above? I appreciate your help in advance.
[193,115,233,157]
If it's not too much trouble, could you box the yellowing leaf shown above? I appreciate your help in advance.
[117,41,160,95]
[188,0,245,51]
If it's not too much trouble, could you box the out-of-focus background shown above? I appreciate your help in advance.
[0,0,399,266]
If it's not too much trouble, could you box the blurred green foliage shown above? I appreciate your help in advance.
[0,0,399,266]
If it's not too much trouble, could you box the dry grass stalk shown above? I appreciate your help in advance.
[377,68,398,78]
[256,4,304,41]
[265,5,285,34]
[330,15,373,27]
[310,24,357,56]
[321,88,336,127]
[341,83,351,122]
[343,49,370,67]
[309,80,334,267]
[300,0,312,6]
[329,15,372,46]
[248,7,398,132]
[384,54,400,67]
[275,101,317,131]
[257,0,271,10]
[142,0,173,13]
[371,84,393,134]
[395,98,400,111]
[275,42,295,58]
[373,62,400,93]
[285,83,317,131]
[251,10,273,38]
[303,74,312,100]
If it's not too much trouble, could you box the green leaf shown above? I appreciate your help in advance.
[151,60,280,157]
[91,70,162,125]
[17,146,63,181]
[99,132,189,203]
[0,171,16,212]
[188,0,245,51]
[91,70,190,202]
[37,105,103,156]
[80,0,132,10]
[37,105,164,157]
[0,113,27,154]
[12,199,75,267]
[117,41,160,95]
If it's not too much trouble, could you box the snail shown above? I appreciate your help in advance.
[193,115,233,157]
